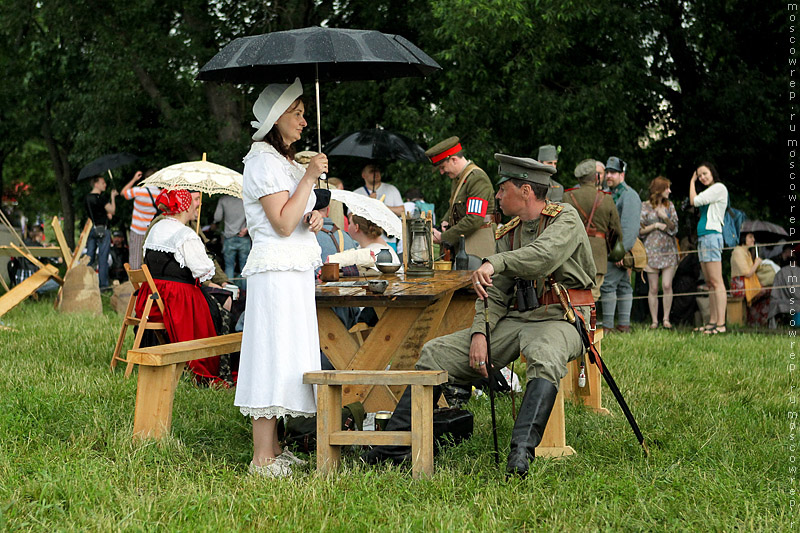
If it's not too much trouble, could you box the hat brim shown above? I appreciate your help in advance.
[252,78,303,141]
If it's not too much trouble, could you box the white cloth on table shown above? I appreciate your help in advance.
[142,217,214,282]
[240,142,322,276]
[234,270,319,419]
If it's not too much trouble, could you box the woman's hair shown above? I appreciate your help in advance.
[351,214,383,238]
[696,161,720,184]
[263,98,304,159]
[648,176,671,207]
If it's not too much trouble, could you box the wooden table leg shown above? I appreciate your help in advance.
[316,384,342,474]
[132,362,185,440]
[535,384,576,458]
[410,384,434,478]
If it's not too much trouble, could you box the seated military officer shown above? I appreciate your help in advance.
[363,154,597,477]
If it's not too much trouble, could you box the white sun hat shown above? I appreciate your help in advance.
[251,77,303,141]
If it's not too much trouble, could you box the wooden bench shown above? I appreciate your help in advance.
[303,370,448,479]
[125,332,242,439]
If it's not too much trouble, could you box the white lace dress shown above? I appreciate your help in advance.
[234,142,322,420]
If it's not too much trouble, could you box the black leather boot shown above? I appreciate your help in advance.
[506,378,558,477]
[361,385,442,464]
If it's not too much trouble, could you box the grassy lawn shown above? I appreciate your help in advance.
[0,295,793,531]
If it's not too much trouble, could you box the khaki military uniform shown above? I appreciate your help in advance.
[441,163,496,256]
[546,178,564,202]
[416,203,596,389]
[563,186,622,300]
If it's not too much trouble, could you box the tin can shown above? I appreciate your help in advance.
[374,411,392,431]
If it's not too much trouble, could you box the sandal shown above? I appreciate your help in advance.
[703,324,726,334]
[662,320,673,330]
[649,322,659,330]
[693,323,714,333]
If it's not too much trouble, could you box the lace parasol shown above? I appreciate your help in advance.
[329,189,402,237]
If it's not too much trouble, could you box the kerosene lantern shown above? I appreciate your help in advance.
[403,211,434,277]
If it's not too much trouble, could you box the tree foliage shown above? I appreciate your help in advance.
[0,0,787,245]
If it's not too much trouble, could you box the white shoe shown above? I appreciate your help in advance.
[248,460,292,478]
[277,449,307,466]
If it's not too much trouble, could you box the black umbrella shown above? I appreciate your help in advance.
[77,153,138,181]
[740,219,789,249]
[196,27,440,160]
[323,128,428,163]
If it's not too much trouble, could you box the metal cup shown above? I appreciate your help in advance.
[375,411,392,431]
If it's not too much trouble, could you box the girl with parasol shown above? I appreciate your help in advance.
[233,78,328,478]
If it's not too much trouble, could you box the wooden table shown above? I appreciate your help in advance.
[316,270,475,411]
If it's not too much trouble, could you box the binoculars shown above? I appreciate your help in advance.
[514,278,539,312]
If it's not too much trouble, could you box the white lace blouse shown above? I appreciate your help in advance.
[241,142,322,275]
[143,217,215,283]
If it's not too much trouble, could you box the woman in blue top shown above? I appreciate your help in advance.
[689,162,728,334]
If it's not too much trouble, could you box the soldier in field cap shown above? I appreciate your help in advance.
[364,153,597,478]
[424,136,496,259]
[536,144,564,202]
[600,155,642,333]
[563,159,622,300]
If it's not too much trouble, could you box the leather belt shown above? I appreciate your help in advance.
[510,287,595,309]
[540,287,594,307]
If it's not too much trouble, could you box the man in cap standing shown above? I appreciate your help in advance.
[563,159,622,301]
[536,144,564,201]
[364,154,596,477]
[425,137,496,259]
[600,156,642,333]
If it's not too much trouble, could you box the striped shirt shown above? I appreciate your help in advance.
[123,186,161,235]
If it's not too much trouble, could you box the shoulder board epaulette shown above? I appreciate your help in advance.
[564,186,579,192]
[541,204,564,217]
[495,216,521,240]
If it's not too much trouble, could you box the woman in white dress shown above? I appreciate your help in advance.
[234,78,328,478]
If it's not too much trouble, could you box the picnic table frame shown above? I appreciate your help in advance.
[316,270,475,412]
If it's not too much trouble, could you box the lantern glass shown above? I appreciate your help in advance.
[405,215,434,277]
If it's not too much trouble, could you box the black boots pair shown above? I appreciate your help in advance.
[506,378,558,477]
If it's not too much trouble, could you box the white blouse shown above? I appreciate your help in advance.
[241,142,322,275]
[143,217,215,283]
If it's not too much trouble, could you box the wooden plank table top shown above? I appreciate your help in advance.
[316,270,476,411]
[315,270,474,307]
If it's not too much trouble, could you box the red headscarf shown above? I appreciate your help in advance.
[155,189,192,215]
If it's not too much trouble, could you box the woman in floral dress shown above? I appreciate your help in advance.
[640,177,679,329]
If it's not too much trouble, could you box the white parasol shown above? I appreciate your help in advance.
[329,189,402,238]
[142,153,243,233]
[142,153,242,197]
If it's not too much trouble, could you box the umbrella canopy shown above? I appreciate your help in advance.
[141,155,242,198]
[740,220,788,238]
[323,128,427,163]
[77,153,138,181]
[196,27,440,85]
[196,27,440,166]
[329,189,401,238]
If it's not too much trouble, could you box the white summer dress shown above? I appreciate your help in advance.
[234,142,322,419]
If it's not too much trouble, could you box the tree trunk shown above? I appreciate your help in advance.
[204,83,243,145]
[41,114,75,248]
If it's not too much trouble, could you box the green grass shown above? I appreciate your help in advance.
[0,295,794,531]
